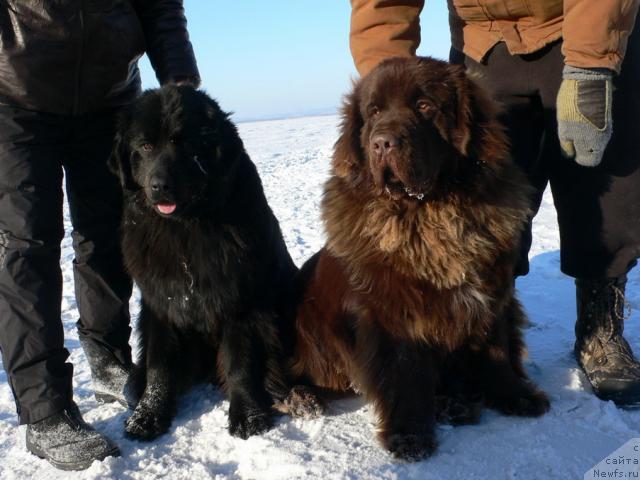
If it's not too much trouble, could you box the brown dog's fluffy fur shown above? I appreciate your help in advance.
[291,57,550,461]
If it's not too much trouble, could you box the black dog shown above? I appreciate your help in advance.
[109,85,316,440]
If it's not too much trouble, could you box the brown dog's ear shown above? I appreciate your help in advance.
[450,66,508,165]
[108,112,138,191]
[449,64,475,158]
[332,86,365,178]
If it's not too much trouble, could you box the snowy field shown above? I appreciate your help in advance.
[1,114,639,479]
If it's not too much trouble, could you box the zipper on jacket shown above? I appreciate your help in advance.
[73,1,86,115]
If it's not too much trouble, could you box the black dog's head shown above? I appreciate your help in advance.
[334,56,506,201]
[110,85,243,218]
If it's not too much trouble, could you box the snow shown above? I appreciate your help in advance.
[1,113,639,479]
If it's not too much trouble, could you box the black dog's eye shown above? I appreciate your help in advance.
[368,105,381,117]
[417,100,434,115]
[142,143,154,152]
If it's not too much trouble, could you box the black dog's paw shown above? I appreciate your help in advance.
[125,405,171,440]
[274,385,325,419]
[228,402,272,439]
[382,432,437,462]
[490,387,550,417]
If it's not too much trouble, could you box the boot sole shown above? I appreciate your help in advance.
[27,440,120,471]
[574,350,640,406]
[595,387,640,407]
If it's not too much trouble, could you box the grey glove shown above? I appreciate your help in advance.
[556,65,613,167]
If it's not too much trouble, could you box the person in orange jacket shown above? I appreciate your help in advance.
[349,0,640,405]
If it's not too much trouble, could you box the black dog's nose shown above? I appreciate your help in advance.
[149,173,172,193]
[371,134,400,155]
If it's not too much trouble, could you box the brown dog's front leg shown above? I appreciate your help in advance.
[355,320,439,462]
[473,343,550,417]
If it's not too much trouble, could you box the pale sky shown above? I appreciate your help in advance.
[139,1,451,121]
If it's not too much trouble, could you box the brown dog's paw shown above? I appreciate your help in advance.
[435,394,482,425]
[490,388,550,417]
[274,385,325,419]
[382,433,437,462]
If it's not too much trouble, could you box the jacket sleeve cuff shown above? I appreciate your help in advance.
[161,73,201,88]
[562,52,624,75]
[563,65,614,79]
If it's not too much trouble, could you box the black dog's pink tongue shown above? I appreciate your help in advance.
[157,203,176,214]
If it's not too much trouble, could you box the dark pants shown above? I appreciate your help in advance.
[0,106,132,424]
[451,23,640,279]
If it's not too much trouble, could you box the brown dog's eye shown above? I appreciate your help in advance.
[142,143,154,152]
[368,105,381,117]
[417,100,433,114]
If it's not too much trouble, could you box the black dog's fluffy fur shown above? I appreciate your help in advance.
[110,85,316,440]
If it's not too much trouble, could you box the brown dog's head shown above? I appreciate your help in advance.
[334,56,506,201]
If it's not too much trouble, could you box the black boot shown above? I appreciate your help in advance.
[80,337,136,409]
[575,276,640,405]
[26,403,119,470]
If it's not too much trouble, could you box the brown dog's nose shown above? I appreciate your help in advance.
[371,134,400,156]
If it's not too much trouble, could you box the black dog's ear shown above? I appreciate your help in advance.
[202,92,244,159]
[108,112,137,191]
[333,84,365,179]
[202,92,224,120]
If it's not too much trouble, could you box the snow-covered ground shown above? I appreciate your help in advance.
[1,114,639,479]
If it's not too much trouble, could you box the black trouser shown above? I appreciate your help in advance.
[0,106,132,424]
[451,21,640,279]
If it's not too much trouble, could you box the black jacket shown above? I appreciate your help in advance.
[0,0,200,115]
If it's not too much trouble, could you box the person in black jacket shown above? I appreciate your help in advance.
[0,0,199,470]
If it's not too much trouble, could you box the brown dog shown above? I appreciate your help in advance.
[291,57,550,461]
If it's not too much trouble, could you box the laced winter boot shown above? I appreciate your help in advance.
[80,337,136,409]
[575,276,640,405]
[26,403,119,470]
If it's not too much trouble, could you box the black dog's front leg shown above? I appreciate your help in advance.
[356,320,439,462]
[125,304,179,440]
[219,312,278,439]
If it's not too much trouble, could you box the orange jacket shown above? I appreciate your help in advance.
[350,0,640,75]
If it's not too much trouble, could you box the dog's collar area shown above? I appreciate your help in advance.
[166,259,195,306]
[403,186,425,200]
[383,185,426,201]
